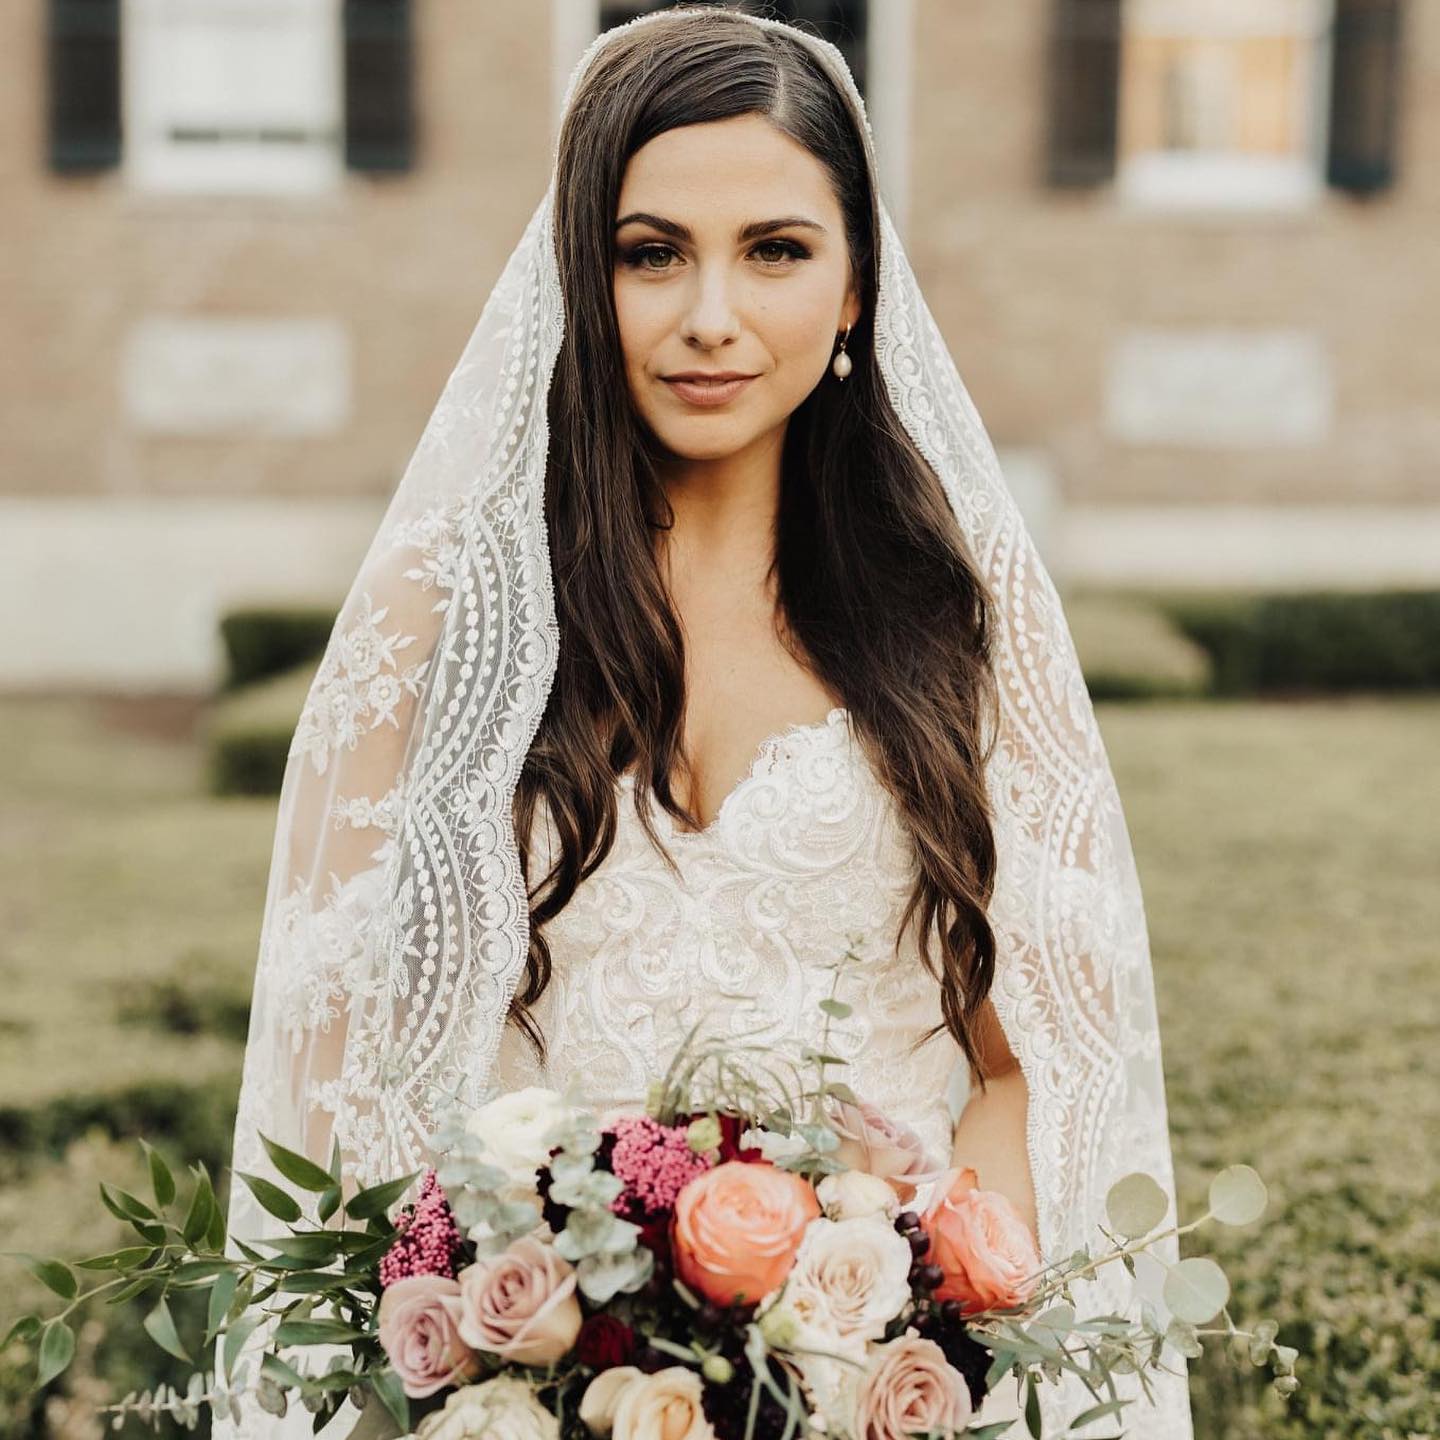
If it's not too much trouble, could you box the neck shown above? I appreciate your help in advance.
[655,426,785,580]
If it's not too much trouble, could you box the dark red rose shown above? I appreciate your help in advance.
[714,1113,764,1164]
[575,1313,636,1370]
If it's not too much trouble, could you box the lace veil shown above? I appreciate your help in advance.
[217,11,1194,1437]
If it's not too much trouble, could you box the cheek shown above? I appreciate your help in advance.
[612,278,669,372]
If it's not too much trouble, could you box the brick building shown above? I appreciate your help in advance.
[1,0,1434,688]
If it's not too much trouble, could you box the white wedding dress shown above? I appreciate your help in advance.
[494,705,1026,1435]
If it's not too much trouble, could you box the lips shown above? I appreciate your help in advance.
[661,373,758,408]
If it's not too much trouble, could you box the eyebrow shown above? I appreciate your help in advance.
[613,212,827,243]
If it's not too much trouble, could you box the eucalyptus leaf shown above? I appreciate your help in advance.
[1162,1257,1231,1325]
[273,1319,366,1347]
[1104,1173,1168,1239]
[75,1246,154,1271]
[1068,1398,1129,1428]
[184,1169,219,1244]
[36,1319,75,1387]
[206,1271,239,1344]
[1163,1320,1204,1359]
[1024,1374,1042,1439]
[14,1254,77,1300]
[136,1139,176,1209]
[1208,1165,1268,1227]
[369,1367,410,1435]
[2,1315,41,1350]
[223,1312,263,1382]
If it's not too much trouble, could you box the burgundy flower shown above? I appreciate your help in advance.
[575,1313,637,1370]
[713,1114,764,1164]
[379,1170,467,1287]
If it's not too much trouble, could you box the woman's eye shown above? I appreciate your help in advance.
[752,239,809,265]
[621,244,677,271]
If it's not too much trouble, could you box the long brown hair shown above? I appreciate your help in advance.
[512,7,1002,1083]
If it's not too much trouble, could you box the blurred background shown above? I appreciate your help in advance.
[1,1,1435,1436]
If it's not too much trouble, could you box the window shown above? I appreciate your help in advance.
[1116,0,1335,210]
[124,0,344,195]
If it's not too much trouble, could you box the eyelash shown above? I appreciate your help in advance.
[618,238,812,272]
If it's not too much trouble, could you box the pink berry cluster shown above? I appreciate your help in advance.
[378,1169,466,1287]
[606,1115,714,1218]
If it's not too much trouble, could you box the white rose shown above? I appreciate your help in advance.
[465,1086,576,1198]
[816,1170,900,1223]
[578,1366,644,1437]
[611,1366,716,1440]
[739,1125,810,1164]
[414,1375,557,1440]
[781,1216,914,1350]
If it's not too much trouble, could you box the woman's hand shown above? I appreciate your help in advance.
[949,1000,1039,1246]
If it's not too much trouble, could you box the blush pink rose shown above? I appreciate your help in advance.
[376,1274,479,1399]
[830,1100,939,1204]
[920,1166,1042,1313]
[852,1333,974,1440]
[454,1235,583,1366]
[671,1160,820,1307]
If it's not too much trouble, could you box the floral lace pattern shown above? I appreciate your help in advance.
[496,708,965,1165]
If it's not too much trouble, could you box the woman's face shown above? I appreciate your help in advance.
[612,113,862,465]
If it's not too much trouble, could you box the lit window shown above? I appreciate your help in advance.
[1117,0,1334,210]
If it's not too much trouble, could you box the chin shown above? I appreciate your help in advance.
[647,420,767,463]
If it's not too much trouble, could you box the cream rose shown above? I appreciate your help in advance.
[578,1365,645,1437]
[816,1169,900,1223]
[414,1375,558,1440]
[455,1236,583,1365]
[851,1332,974,1440]
[464,1086,577,1199]
[610,1366,716,1440]
[781,1215,914,1348]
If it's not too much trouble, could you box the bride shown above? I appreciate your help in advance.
[218,9,1194,1437]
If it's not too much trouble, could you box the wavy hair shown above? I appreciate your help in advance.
[511,7,1002,1084]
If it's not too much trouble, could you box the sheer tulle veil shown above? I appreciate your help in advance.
[214,10,1195,1436]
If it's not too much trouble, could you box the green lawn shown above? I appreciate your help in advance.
[1,696,1436,1438]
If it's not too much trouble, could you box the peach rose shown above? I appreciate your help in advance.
[830,1100,939,1204]
[852,1332,973,1440]
[376,1274,479,1399]
[610,1366,716,1440]
[671,1160,820,1307]
[920,1166,1041,1313]
[454,1235,583,1365]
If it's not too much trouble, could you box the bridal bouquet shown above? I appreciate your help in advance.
[6,991,1298,1439]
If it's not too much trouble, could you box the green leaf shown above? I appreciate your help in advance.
[223,1312,262,1382]
[98,1183,156,1224]
[370,1367,410,1435]
[75,1246,155,1271]
[3,1315,42,1350]
[1164,1319,1204,1359]
[817,998,853,1019]
[1069,1398,1129,1428]
[344,1171,422,1222]
[181,1167,218,1247]
[276,1272,348,1294]
[1104,1173,1169,1239]
[36,1320,75,1387]
[143,1298,190,1363]
[12,1254,77,1300]
[260,1135,338,1193]
[140,1139,176,1209]
[328,1135,343,1185]
[968,1426,1020,1440]
[261,1351,309,1390]
[238,1172,303,1225]
[204,1271,239,1344]
[1163,1257,1231,1325]
[107,1274,162,1306]
[1208,1165,1268,1227]
[1024,1373,1042,1439]
[273,1319,365,1347]
[317,1184,342,1224]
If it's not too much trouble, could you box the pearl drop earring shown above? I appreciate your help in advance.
[831,323,853,381]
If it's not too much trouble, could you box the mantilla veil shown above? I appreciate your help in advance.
[217,10,1194,1437]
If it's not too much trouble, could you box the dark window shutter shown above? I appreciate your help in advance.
[47,0,121,173]
[1327,0,1403,194]
[1045,0,1122,188]
[344,0,414,173]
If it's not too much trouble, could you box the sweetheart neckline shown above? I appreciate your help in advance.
[623,705,851,842]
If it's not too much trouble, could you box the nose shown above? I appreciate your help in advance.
[680,262,742,350]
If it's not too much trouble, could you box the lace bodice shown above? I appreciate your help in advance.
[495,708,967,1164]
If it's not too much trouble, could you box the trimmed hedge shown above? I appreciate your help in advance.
[205,663,314,795]
[1066,596,1213,700]
[218,605,337,690]
[1160,590,1440,696]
